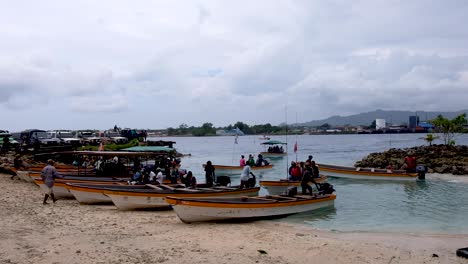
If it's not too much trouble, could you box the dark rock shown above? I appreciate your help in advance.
[355,145,468,175]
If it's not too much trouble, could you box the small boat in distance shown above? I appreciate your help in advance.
[166,193,336,223]
[318,163,425,181]
[258,135,270,140]
[260,140,287,158]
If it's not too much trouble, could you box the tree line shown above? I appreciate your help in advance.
[166,122,288,136]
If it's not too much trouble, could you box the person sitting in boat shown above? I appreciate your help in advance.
[130,170,142,184]
[247,155,255,166]
[240,165,256,189]
[149,170,157,183]
[386,163,393,172]
[289,162,302,181]
[279,146,284,153]
[155,169,164,184]
[239,155,246,167]
[184,171,197,188]
[255,154,265,167]
[402,153,417,173]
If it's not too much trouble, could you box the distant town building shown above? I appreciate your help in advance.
[375,119,386,130]
[409,116,419,129]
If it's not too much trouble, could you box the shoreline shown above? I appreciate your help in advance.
[1,173,467,263]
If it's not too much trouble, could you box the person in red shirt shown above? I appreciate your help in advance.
[403,153,417,172]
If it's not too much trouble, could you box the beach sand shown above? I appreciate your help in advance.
[0,173,466,264]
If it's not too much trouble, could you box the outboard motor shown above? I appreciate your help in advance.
[416,165,427,180]
[216,175,231,186]
[317,183,335,195]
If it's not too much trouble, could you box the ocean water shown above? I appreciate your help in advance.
[149,134,468,234]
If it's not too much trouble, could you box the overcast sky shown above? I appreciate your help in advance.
[1,0,467,131]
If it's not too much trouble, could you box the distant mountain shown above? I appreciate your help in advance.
[297,109,468,127]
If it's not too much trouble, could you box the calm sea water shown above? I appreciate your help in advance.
[149,134,468,234]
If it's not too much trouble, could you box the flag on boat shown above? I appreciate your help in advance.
[294,141,298,153]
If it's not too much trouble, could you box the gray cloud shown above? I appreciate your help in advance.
[1,0,467,131]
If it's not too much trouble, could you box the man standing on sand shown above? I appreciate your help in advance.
[41,159,63,204]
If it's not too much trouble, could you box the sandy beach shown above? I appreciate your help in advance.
[1,173,466,264]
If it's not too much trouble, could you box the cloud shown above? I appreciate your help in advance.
[1,0,468,130]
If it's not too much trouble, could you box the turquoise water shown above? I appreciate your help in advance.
[150,134,468,234]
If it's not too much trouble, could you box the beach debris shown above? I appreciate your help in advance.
[257,249,268,255]
[431,253,438,258]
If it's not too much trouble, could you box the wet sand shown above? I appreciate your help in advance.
[1,173,466,264]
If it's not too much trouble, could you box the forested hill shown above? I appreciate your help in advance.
[297,109,468,127]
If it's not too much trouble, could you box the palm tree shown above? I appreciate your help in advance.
[421,133,440,146]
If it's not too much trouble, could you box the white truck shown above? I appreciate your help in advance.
[47,131,82,146]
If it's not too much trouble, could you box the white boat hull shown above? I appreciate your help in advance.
[17,171,35,182]
[37,182,75,199]
[68,189,112,204]
[106,189,260,210]
[318,164,418,181]
[323,171,415,181]
[171,198,335,223]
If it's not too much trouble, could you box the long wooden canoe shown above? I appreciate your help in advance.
[318,163,419,181]
[166,194,336,223]
[102,185,260,210]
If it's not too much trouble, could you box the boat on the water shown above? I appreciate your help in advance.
[210,164,274,176]
[166,193,336,223]
[99,184,260,210]
[259,140,287,158]
[259,175,327,195]
[318,163,423,181]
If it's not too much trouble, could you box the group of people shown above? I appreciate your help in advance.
[129,164,197,188]
[289,155,321,195]
[239,154,269,167]
[267,145,284,153]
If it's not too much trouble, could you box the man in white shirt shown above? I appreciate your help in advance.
[240,165,256,189]
[155,170,164,184]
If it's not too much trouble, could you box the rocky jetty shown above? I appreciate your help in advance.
[355,145,468,175]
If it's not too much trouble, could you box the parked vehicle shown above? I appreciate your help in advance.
[0,132,19,151]
[77,131,101,146]
[47,130,82,147]
[103,131,128,144]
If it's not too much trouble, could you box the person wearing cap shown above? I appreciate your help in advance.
[41,159,63,204]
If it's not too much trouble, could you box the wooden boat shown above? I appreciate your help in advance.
[318,163,419,181]
[102,185,261,210]
[34,177,129,199]
[210,164,274,175]
[166,193,336,223]
[259,140,287,158]
[259,175,327,195]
